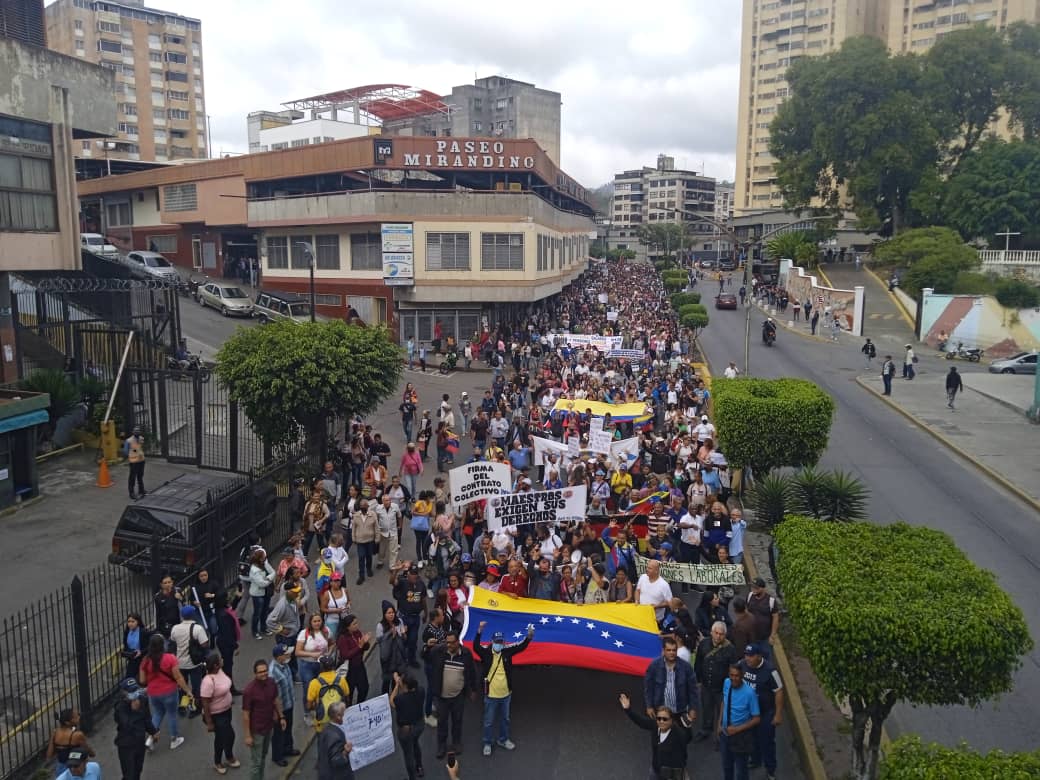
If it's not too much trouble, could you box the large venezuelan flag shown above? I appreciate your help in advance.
[461,586,661,676]
[551,398,653,424]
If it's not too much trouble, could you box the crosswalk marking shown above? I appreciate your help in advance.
[867,313,898,320]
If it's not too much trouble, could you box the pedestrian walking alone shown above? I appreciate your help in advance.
[945,366,964,409]
[881,356,895,396]
[903,344,916,379]
[861,338,876,368]
[810,310,819,335]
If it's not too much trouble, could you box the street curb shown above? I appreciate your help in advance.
[964,384,1035,420]
[742,553,828,780]
[816,265,835,289]
[863,266,917,331]
[854,376,1040,513]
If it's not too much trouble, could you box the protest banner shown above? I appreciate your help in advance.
[606,310,619,322]
[561,333,623,352]
[589,416,604,436]
[486,486,587,530]
[552,398,652,423]
[566,435,581,460]
[598,292,609,304]
[634,554,746,586]
[607,349,645,361]
[450,461,511,507]
[340,693,395,771]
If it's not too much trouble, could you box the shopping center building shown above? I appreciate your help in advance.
[76,134,596,342]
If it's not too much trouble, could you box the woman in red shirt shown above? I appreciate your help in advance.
[138,633,193,750]
[335,615,372,705]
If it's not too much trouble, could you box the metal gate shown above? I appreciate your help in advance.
[121,367,269,473]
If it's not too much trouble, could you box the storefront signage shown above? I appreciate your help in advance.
[0,136,52,157]
[403,140,535,170]
[381,223,414,286]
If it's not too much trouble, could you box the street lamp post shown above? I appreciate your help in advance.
[651,207,829,375]
[295,241,317,322]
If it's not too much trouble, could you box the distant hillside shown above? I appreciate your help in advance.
[589,182,614,217]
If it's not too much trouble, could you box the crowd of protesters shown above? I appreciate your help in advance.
[68,258,786,780]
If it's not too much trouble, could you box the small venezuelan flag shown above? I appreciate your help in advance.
[444,430,460,454]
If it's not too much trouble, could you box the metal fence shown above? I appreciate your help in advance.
[0,451,315,780]
[119,368,273,473]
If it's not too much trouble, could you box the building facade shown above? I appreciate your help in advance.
[608,154,716,262]
[76,134,595,343]
[735,0,1040,215]
[45,0,206,164]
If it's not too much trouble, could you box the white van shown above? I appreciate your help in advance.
[81,233,119,259]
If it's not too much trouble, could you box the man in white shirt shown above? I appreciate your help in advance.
[678,508,704,565]
[636,560,674,624]
[694,415,716,444]
[724,362,739,379]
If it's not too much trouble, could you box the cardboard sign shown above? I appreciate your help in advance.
[450,461,512,507]
[486,486,587,530]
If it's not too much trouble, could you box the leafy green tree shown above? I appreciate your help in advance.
[995,277,1040,309]
[680,309,709,336]
[23,369,79,426]
[880,736,1040,779]
[871,226,979,297]
[775,518,1033,780]
[1003,21,1040,142]
[765,230,818,267]
[670,292,701,309]
[215,320,402,453]
[712,378,835,477]
[941,138,1040,247]
[770,37,940,234]
[922,25,1008,171]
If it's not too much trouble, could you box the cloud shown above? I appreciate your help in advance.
[174,0,741,185]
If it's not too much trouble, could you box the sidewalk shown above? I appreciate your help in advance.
[856,371,1040,510]
[819,262,916,350]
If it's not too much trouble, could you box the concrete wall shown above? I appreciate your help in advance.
[781,263,865,336]
[921,291,1040,357]
[248,190,593,232]
[258,118,368,149]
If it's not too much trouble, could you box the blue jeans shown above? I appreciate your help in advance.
[482,694,511,746]
[251,595,269,637]
[402,473,418,500]
[298,659,320,697]
[149,691,180,739]
[720,732,751,780]
[752,710,777,773]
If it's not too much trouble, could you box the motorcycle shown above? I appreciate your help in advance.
[944,342,983,362]
[186,272,208,301]
[439,350,458,374]
[762,327,776,347]
[167,352,212,382]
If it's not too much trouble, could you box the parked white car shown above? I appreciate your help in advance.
[123,251,180,284]
[81,233,119,259]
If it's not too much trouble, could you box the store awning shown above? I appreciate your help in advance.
[0,409,49,435]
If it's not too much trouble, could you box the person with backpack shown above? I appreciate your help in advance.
[170,605,209,718]
[305,656,350,732]
[861,338,877,368]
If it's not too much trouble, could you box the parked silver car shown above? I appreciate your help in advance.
[123,251,180,283]
[988,351,1038,375]
[198,282,253,317]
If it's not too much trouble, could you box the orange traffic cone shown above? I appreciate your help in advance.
[97,458,113,488]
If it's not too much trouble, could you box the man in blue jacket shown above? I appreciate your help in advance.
[643,636,699,724]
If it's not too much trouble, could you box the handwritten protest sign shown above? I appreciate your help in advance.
[339,694,395,771]
[486,486,587,531]
[450,461,511,508]
[634,554,746,586]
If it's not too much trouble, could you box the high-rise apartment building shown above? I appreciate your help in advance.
[45,0,206,164]
[609,154,716,262]
[735,0,1040,215]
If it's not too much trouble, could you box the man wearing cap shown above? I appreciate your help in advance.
[739,644,785,779]
[694,415,716,446]
[526,547,562,600]
[477,560,501,592]
[474,620,534,756]
[54,749,101,780]
[269,642,299,766]
[746,578,780,647]
[390,562,429,668]
[124,426,147,500]
[114,678,158,780]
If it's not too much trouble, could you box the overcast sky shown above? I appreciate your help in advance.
[159,0,741,186]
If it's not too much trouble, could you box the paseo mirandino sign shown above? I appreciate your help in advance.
[402,140,536,170]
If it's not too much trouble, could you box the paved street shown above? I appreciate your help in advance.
[700,304,1040,752]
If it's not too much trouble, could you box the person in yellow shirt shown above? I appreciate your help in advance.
[473,620,534,756]
[305,656,350,731]
[610,463,633,505]
[123,426,146,500]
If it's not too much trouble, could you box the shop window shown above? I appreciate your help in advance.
[350,233,382,271]
[0,144,56,232]
[148,234,177,253]
[315,234,340,269]
[266,236,288,269]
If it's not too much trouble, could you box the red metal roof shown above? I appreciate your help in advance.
[282,84,450,122]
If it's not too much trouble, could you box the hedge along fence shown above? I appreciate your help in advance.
[678,303,707,320]
[670,292,702,309]
[880,736,1040,779]
[713,377,835,478]
[775,518,1033,780]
